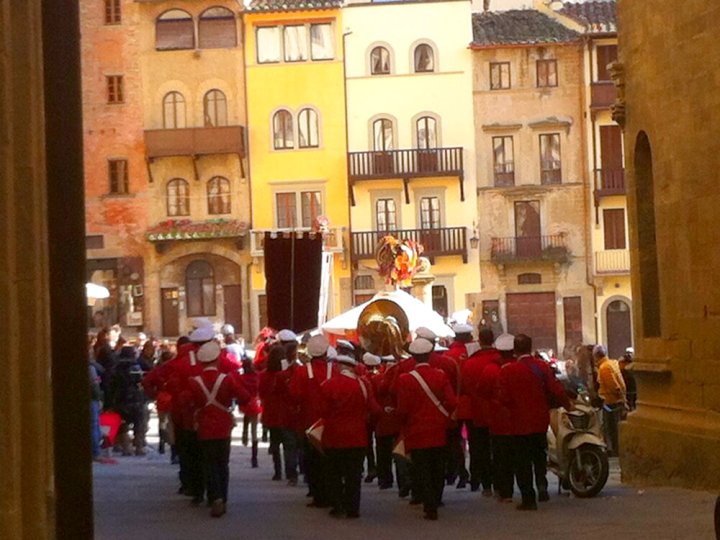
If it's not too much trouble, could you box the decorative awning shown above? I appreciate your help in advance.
[146,219,248,242]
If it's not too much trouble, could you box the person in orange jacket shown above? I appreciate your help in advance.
[397,338,457,521]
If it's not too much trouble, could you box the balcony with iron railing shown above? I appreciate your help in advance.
[594,168,626,199]
[144,125,246,159]
[490,234,569,264]
[351,227,468,264]
[249,227,344,258]
[595,249,630,274]
[591,81,617,109]
[348,147,463,181]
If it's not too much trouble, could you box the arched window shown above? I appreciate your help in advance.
[273,109,294,150]
[416,116,438,149]
[203,89,227,127]
[372,118,394,151]
[414,44,434,73]
[370,46,391,75]
[207,176,231,214]
[298,108,319,148]
[186,260,215,316]
[163,91,186,129]
[166,178,189,216]
[156,9,194,51]
[198,7,237,49]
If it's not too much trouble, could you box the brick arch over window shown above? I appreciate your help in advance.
[166,178,190,216]
[156,9,194,51]
[186,260,216,316]
[207,176,231,214]
[198,6,237,49]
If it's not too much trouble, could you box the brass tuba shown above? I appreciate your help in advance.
[357,298,410,358]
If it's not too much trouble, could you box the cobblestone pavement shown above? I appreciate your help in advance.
[94,431,717,540]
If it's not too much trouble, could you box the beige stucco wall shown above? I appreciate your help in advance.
[619,0,720,489]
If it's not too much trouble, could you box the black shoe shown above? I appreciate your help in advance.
[445,475,457,486]
[364,472,377,483]
[516,502,538,511]
[379,482,393,490]
[423,510,438,521]
[346,512,360,519]
[307,501,329,508]
[398,486,410,498]
[456,478,468,489]
[191,496,204,507]
[328,508,345,518]
[272,473,282,481]
[251,458,259,468]
[470,482,480,492]
[409,499,422,506]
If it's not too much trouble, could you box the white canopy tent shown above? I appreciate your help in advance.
[321,289,454,340]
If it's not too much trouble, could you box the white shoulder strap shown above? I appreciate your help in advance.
[189,351,197,366]
[358,378,368,401]
[306,362,314,380]
[410,370,449,417]
[326,362,333,380]
[193,373,229,412]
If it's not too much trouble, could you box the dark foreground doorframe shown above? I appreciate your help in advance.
[42,0,94,537]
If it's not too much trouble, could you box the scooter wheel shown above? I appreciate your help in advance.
[568,445,609,498]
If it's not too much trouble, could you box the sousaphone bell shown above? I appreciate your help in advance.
[357,298,410,358]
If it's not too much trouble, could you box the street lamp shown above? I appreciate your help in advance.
[469,221,479,249]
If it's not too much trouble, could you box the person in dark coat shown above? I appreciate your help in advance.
[108,345,148,456]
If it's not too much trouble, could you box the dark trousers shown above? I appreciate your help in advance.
[446,423,469,481]
[376,435,395,486]
[491,434,515,499]
[411,447,446,514]
[269,427,298,479]
[242,415,259,444]
[365,429,376,474]
[468,423,493,490]
[199,438,231,503]
[304,438,330,505]
[603,404,623,456]
[513,433,548,505]
[326,447,365,515]
[176,428,204,497]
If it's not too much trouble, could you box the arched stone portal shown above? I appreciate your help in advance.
[604,297,632,358]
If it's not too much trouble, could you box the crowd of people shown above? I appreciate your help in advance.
[88,318,634,521]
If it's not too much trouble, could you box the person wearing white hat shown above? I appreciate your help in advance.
[289,334,337,508]
[277,329,298,343]
[362,352,381,368]
[186,341,251,518]
[396,338,457,520]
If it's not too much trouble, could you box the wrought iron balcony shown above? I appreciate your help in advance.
[591,81,617,109]
[490,234,569,264]
[595,249,630,274]
[144,125,245,159]
[249,227,344,258]
[348,147,463,181]
[594,168,626,199]
[351,227,468,264]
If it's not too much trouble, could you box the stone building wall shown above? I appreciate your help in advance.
[618,0,720,489]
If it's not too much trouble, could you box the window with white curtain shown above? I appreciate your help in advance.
[283,25,308,62]
[310,23,333,60]
[376,198,397,231]
[416,116,437,149]
[370,46,391,75]
[203,89,227,127]
[298,108,319,148]
[273,109,294,150]
[163,91,186,129]
[167,178,190,216]
[414,44,434,73]
[257,26,280,63]
[373,118,394,151]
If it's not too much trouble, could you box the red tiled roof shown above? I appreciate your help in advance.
[471,10,580,48]
[246,0,342,13]
[560,0,617,34]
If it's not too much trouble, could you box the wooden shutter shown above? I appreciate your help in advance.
[596,45,618,81]
[603,208,626,250]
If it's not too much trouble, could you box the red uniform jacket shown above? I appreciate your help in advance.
[288,359,338,430]
[497,355,571,435]
[396,364,457,450]
[320,372,380,449]
[375,358,416,437]
[239,371,262,416]
[186,367,250,440]
[462,348,501,427]
[445,341,473,420]
[478,359,513,435]
[258,370,292,428]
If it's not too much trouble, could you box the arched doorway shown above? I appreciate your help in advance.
[607,299,632,359]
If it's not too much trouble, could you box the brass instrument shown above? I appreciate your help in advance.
[357,298,410,358]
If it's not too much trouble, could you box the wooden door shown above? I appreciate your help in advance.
[506,292,557,351]
[607,300,632,359]
[223,284,243,334]
[515,201,541,258]
[603,208,627,250]
[600,125,623,189]
[161,287,180,337]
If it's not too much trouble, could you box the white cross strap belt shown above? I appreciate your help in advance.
[409,370,449,418]
[307,361,334,381]
[341,371,368,401]
[189,350,197,367]
[193,372,230,412]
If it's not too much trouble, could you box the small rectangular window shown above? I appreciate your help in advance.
[596,45,618,81]
[603,208,626,250]
[276,193,297,228]
[86,235,105,250]
[310,23,334,60]
[257,26,280,63]
[106,75,124,104]
[537,59,558,88]
[492,136,515,186]
[490,62,511,90]
[539,134,561,184]
[375,198,397,231]
[284,25,308,62]
[104,0,121,25]
[108,159,129,194]
[420,197,441,229]
[301,191,322,228]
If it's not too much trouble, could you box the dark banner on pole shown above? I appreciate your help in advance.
[264,232,323,333]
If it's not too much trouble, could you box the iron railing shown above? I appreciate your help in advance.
[351,226,467,263]
[491,234,568,263]
[348,147,463,180]
[594,168,626,198]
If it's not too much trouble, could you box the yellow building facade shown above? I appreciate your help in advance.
[244,0,351,337]
[343,0,479,317]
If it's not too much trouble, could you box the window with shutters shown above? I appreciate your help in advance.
[186,260,215,317]
[156,10,194,51]
[108,159,128,194]
[603,208,626,250]
[596,45,618,81]
[207,177,231,215]
[203,89,227,127]
[104,0,121,25]
[492,136,515,186]
[536,59,558,88]
[106,75,124,104]
[539,133,562,184]
[198,7,237,49]
[163,91,186,129]
[167,178,190,216]
[490,62,511,90]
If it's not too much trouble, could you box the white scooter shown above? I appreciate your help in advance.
[547,397,609,498]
